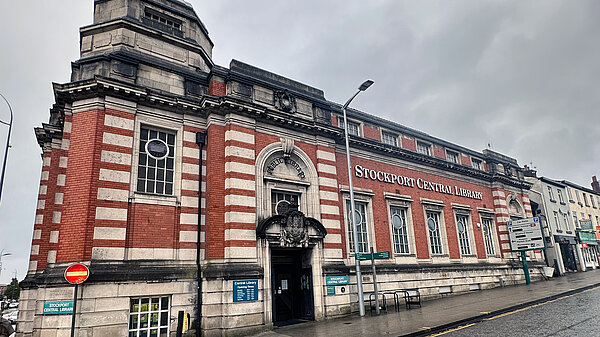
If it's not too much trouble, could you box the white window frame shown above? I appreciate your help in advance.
[557,189,564,204]
[343,195,374,255]
[446,150,460,164]
[455,213,472,256]
[562,213,569,231]
[471,158,483,170]
[547,186,555,202]
[131,114,184,206]
[345,119,361,137]
[128,296,170,337]
[481,217,497,257]
[381,131,398,147]
[416,141,432,156]
[553,211,560,231]
[583,193,590,207]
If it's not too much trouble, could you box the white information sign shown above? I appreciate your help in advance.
[507,217,544,251]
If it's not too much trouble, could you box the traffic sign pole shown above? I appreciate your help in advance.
[521,251,531,285]
[370,248,380,314]
[70,284,78,337]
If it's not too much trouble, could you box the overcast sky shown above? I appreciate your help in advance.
[0,0,599,284]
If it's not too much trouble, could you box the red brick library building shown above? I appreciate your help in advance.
[20,1,543,336]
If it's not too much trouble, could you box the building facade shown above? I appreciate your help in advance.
[19,1,544,336]
[525,174,578,275]
[561,180,600,271]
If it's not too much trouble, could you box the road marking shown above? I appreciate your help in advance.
[427,323,475,336]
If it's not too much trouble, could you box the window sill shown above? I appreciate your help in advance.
[550,199,557,203]
[566,231,573,234]
[431,254,449,258]
[394,253,416,257]
[569,199,575,203]
[556,229,563,233]
[132,192,178,207]
[560,202,566,205]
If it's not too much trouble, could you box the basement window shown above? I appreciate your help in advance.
[129,296,170,337]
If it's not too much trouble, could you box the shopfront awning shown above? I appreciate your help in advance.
[554,235,577,245]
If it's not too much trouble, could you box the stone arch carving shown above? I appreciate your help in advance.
[506,192,525,218]
[255,138,320,222]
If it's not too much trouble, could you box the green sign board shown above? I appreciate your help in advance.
[578,231,596,243]
[326,286,336,295]
[579,219,594,231]
[325,275,349,285]
[355,251,391,260]
[43,301,74,315]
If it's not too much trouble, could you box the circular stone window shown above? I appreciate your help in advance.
[146,139,169,159]
[427,218,437,231]
[392,214,404,229]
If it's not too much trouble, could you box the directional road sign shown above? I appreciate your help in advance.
[507,217,544,251]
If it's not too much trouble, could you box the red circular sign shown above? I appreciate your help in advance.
[64,264,90,284]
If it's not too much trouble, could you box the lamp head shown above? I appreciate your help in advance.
[358,80,374,91]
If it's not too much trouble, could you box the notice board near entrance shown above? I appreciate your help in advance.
[233,280,259,302]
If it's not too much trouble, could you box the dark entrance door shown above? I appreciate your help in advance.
[272,249,314,325]
[560,243,576,271]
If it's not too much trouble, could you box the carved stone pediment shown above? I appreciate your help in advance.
[257,210,327,248]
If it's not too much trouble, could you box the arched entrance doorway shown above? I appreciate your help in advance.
[257,211,327,325]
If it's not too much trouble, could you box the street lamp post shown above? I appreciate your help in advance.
[0,249,11,282]
[0,93,13,205]
[342,80,374,317]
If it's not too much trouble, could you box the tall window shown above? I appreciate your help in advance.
[390,206,409,254]
[271,191,299,215]
[576,190,581,204]
[129,296,170,337]
[567,187,573,201]
[482,218,495,256]
[417,141,432,156]
[553,211,560,230]
[426,211,443,255]
[446,150,459,164]
[347,201,369,253]
[472,158,483,170]
[547,186,555,201]
[562,213,569,230]
[583,193,590,206]
[456,214,471,255]
[557,189,564,203]
[382,131,398,146]
[573,213,578,229]
[137,127,176,195]
[591,195,596,208]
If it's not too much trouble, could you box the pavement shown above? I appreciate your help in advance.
[255,269,600,337]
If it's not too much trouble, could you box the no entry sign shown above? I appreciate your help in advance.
[64,264,90,284]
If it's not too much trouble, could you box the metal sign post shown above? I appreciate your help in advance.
[370,248,380,314]
[64,264,90,337]
[507,218,544,285]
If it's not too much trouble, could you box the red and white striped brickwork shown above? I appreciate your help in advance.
[28,98,207,268]
[223,125,257,260]
[316,147,344,260]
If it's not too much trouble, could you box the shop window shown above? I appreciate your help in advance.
[382,131,398,146]
[390,206,410,254]
[557,189,565,204]
[472,158,483,170]
[547,186,555,202]
[136,127,176,195]
[417,141,432,156]
[482,218,495,256]
[426,211,443,255]
[129,296,170,337]
[446,150,459,164]
[271,190,299,215]
[346,201,369,253]
[455,214,471,255]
